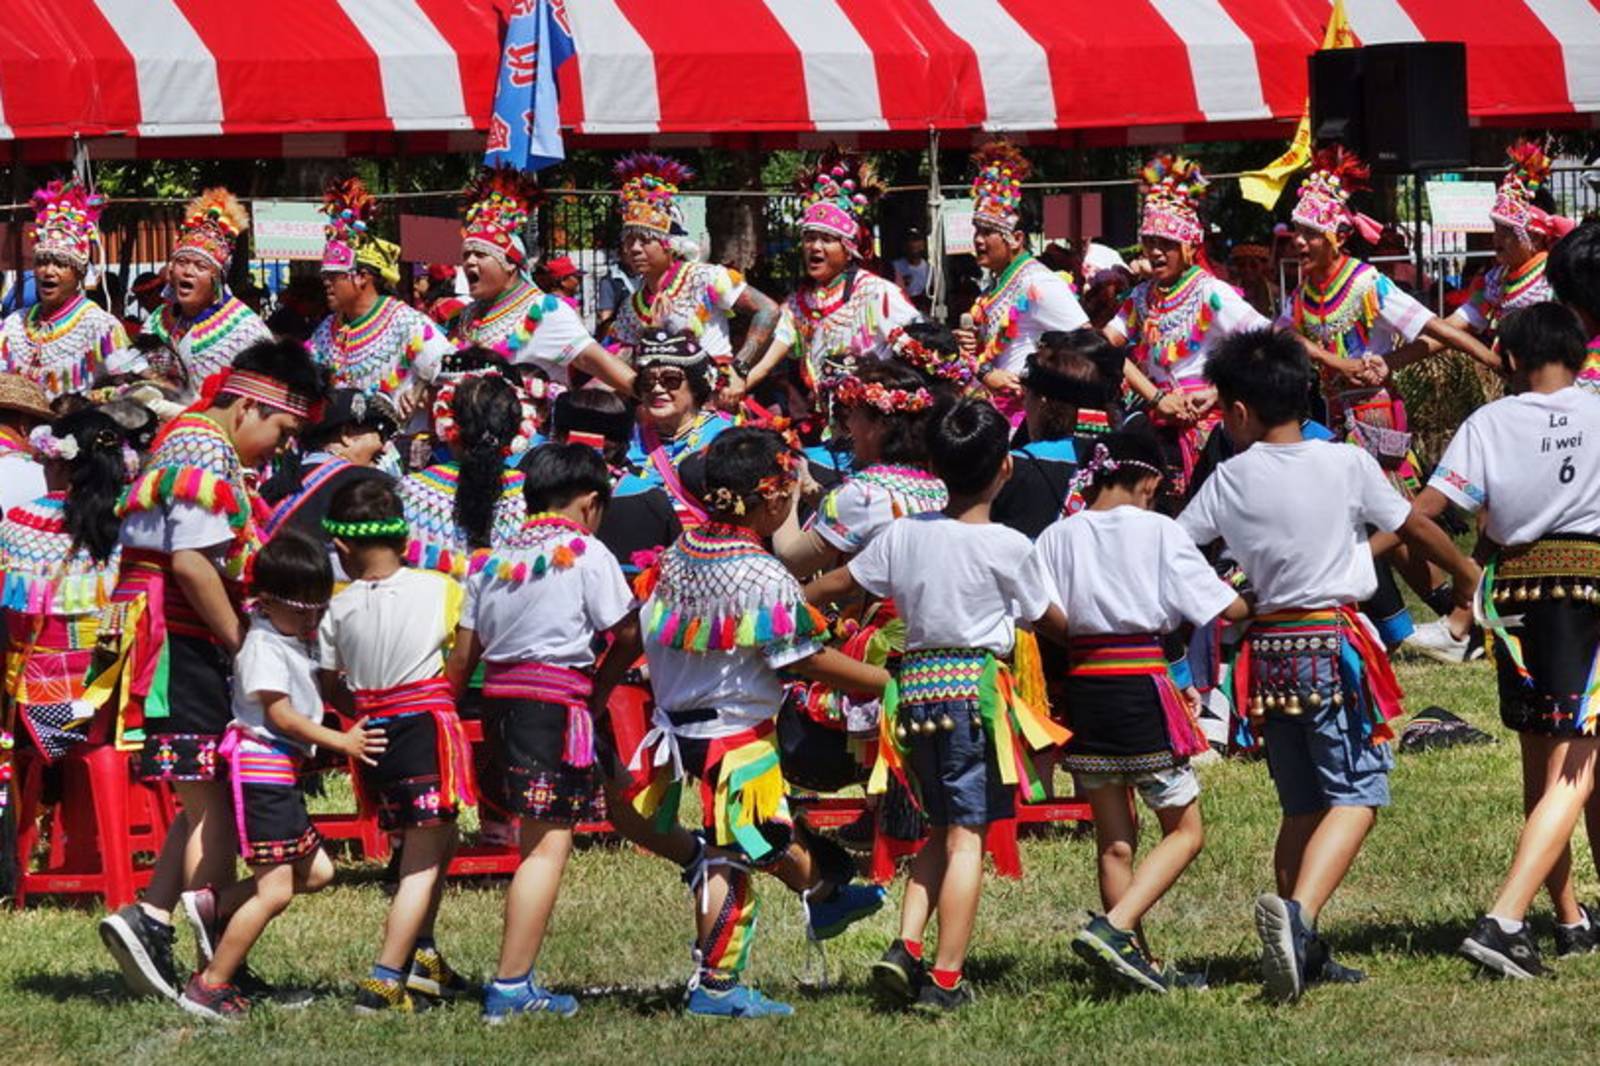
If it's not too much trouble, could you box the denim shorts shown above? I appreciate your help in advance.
[1261,695,1393,816]
[1073,764,1200,811]
[901,698,1014,828]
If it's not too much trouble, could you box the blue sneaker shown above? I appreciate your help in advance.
[806,882,887,941]
[481,976,579,1023]
[685,984,794,1018]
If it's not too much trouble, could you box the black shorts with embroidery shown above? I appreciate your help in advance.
[480,697,604,825]
[137,634,233,783]
[357,712,459,831]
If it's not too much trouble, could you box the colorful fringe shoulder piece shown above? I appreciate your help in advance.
[639,525,827,654]
[118,414,250,533]
[398,463,528,579]
[0,494,118,617]
[844,465,949,521]
[468,512,591,586]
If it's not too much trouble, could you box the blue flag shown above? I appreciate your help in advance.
[484,0,575,173]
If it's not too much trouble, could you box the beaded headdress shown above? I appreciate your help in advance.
[31,179,104,272]
[1138,154,1207,246]
[172,187,249,275]
[615,153,693,239]
[887,326,976,388]
[462,166,541,269]
[969,142,1030,235]
[1490,139,1571,242]
[1291,146,1382,243]
[797,149,885,258]
[321,176,401,287]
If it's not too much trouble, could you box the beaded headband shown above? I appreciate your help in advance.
[1068,442,1164,495]
[888,327,976,388]
[218,370,316,419]
[259,591,331,612]
[322,515,410,540]
[830,373,934,414]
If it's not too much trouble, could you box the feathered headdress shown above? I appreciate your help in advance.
[32,179,105,272]
[1492,139,1570,241]
[1138,154,1208,246]
[1291,146,1380,242]
[614,153,694,238]
[321,176,400,288]
[796,148,885,258]
[462,166,542,269]
[172,187,249,275]
[970,142,1031,235]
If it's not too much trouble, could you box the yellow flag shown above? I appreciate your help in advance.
[1239,0,1356,209]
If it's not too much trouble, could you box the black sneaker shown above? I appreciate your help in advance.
[1254,894,1308,1002]
[407,946,475,1001]
[1555,908,1598,958]
[869,940,926,1005]
[99,904,180,1000]
[913,978,975,1014]
[1071,914,1169,994]
[1461,916,1548,979]
[353,976,429,1015]
[236,964,315,1009]
[1305,934,1366,985]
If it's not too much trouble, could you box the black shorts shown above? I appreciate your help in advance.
[239,781,322,866]
[901,698,1013,828]
[480,697,604,825]
[137,634,233,782]
[357,713,460,831]
[1495,596,1600,736]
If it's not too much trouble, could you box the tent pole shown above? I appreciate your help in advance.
[927,126,943,321]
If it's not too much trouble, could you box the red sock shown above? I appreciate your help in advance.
[902,939,924,961]
[931,967,962,990]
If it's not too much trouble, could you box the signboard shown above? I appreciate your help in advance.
[400,214,463,266]
[251,200,328,261]
[941,198,975,256]
[1042,193,1104,243]
[1425,180,1497,234]
[677,194,709,255]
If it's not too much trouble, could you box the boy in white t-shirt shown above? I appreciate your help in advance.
[624,428,889,1019]
[176,532,382,1020]
[1033,431,1248,994]
[1414,303,1600,978]
[808,400,1070,1013]
[446,443,638,1021]
[1178,328,1477,1002]
[317,479,477,1014]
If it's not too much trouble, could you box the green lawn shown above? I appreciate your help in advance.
[3,654,1589,1065]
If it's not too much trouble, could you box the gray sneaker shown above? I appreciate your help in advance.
[1071,913,1168,994]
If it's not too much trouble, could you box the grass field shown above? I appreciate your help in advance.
[3,652,1591,1065]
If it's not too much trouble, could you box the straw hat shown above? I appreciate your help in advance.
[0,374,54,421]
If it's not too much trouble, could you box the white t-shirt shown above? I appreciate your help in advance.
[987,264,1090,375]
[1033,506,1237,635]
[119,501,235,570]
[848,513,1054,654]
[461,533,633,667]
[1429,386,1600,546]
[231,614,324,751]
[317,567,460,691]
[0,453,45,520]
[1275,265,1432,358]
[612,262,745,362]
[1084,242,1129,277]
[644,639,818,738]
[1109,273,1271,388]
[508,298,594,385]
[809,470,948,555]
[1178,439,1411,612]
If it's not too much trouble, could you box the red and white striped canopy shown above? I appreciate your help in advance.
[6,0,1600,157]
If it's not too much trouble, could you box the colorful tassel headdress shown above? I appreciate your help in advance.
[1138,154,1208,246]
[1291,146,1382,244]
[615,153,693,239]
[796,148,884,258]
[970,142,1031,235]
[171,187,249,275]
[462,166,541,269]
[1491,139,1572,242]
[31,179,104,273]
[320,176,400,287]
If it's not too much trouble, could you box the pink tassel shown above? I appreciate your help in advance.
[659,611,682,645]
[563,705,595,768]
[771,602,794,637]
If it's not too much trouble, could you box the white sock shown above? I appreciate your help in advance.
[1559,911,1592,932]
[1488,914,1525,935]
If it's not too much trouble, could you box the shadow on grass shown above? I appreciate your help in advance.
[1324,914,1472,959]
[18,969,142,1003]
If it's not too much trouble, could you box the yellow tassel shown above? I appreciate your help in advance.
[1012,630,1050,721]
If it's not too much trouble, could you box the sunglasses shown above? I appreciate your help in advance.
[638,368,689,394]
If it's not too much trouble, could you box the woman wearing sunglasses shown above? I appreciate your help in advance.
[626,330,732,529]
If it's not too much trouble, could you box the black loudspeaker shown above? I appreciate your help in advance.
[1360,42,1468,172]
[1309,48,1366,152]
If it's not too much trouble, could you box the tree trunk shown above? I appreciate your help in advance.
[706,154,763,271]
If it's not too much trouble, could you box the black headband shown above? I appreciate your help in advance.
[1021,353,1115,408]
[552,394,637,442]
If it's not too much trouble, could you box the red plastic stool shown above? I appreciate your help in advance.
[12,745,173,909]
